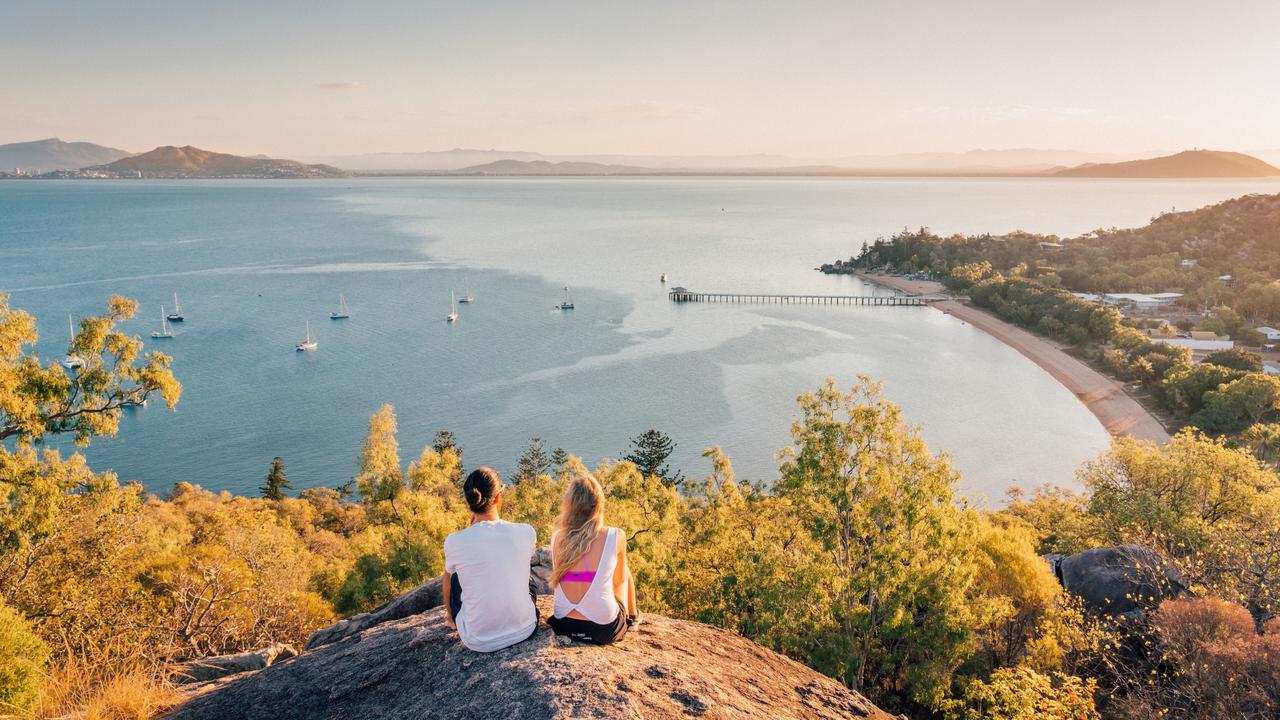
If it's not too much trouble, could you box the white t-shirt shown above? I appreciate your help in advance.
[443,519,538,652]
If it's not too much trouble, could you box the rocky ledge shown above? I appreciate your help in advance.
[165,595,895,720]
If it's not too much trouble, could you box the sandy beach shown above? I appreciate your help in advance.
[856,271,1171,444]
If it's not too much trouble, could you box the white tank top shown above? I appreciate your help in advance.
[552,526,622,624]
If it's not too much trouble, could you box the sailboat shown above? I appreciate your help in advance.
[446,291,459,322]
[151,305,174,338]
[558,286,575,310]
[330,292,350,319]
[167,293,185,322]
[458,285,474,304]
[295,321,317,351]
[62,314,85,369]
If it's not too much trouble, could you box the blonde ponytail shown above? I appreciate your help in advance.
[551,473,606,586]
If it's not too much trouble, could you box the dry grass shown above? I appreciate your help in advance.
[26,657,181,720]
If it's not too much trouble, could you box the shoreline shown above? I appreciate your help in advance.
[855,271,1171,445]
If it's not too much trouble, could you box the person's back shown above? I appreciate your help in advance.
[548,473,638,645]
[443,467,538,652]
[552,526,622,624]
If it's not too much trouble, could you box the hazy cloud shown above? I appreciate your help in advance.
[905,104,1101,122]
[316,81,362,91]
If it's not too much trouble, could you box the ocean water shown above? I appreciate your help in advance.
[3,176,1278,503]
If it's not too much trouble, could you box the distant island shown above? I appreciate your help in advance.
[82,145,347,179]
[0,144,346,179]
[1053,149,1280,178]
[0,138,132,173]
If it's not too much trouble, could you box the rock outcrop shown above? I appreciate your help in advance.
[1049,544,1189,615]
[173,642,298,684]
[305,548,553,651]
[167,596,895,720]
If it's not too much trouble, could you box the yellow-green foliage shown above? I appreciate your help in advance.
[777,377,981,708]
[0,601,48,715]
[966,521,1065,671]
[329,409,471,614]
[136,483,337,657]
[943,667,1100,720]
[659,447,831,651]
[997,484,1100,556]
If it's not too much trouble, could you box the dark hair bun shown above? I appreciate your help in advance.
[463,467,502,513]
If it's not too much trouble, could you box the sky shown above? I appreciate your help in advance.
[2,0,1278,158]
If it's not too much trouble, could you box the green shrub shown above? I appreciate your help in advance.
[944,667,1100,720]
[0,602,48,715]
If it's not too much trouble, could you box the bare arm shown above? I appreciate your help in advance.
[613,536,638,619]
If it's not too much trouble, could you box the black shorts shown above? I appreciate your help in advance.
[547,610,629,645]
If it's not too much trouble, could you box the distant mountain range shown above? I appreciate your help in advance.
[311,147,1154,173]
[84,146,346,179]
[0,138,132,173]
[4,138,1277,179]
[1053,150,1280,178]
[448,159,654,175]
[444,150,1280,179]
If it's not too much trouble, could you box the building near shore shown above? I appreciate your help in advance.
[1102,292,1182,312]
[1257,326,1280,342]
[1153,337,1234,351]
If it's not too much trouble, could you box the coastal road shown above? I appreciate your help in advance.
[858,272,1172,445]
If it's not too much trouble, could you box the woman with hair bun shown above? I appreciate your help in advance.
[547,473,639,645]
[442,467,539,652]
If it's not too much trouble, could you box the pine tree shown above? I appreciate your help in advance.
[432,430,460,457]
[260,456,292,500]
[550,447,569,475]
[516,437,552,483]
[432,430,463,481]
[623,428,684,486]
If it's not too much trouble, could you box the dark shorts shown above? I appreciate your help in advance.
[449,573,539,644]
[547,609,629,645]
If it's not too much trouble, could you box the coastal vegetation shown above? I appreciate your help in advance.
[830,193,1280,456]
[4,295,1280,718]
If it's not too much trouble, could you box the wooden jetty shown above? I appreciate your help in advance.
[668,287,944,306]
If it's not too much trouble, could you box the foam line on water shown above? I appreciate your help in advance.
[4,260,453,293]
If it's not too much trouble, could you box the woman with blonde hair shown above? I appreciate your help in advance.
[548,473,639,645]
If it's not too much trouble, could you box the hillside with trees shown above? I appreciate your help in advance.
[3,295,1280,719]
[825,193,1280,455]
